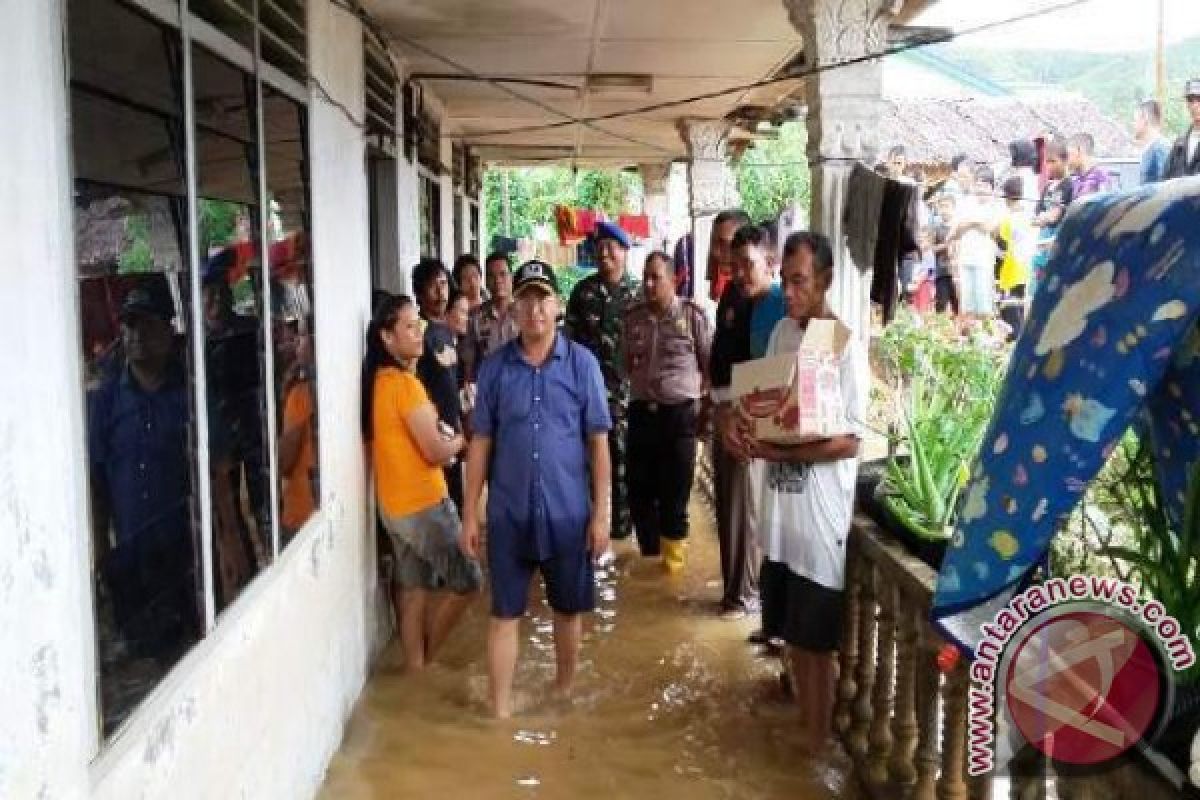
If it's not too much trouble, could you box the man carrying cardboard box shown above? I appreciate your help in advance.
[740,231,865,753]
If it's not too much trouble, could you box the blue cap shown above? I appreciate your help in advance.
[594,219,631,249]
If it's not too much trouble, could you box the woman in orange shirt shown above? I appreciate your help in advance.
[362,294,482,671]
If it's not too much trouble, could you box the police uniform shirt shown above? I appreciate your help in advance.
[623,298,712,405]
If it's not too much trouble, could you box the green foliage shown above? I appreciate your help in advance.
[483,167,640,242]
[1096,440,1200,684]
[875,311,1009,541]
[117,213,154,274]
[199,199,243,253]
[735,122,811,222]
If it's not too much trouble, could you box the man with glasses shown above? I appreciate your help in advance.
[463,260,612,718]
[564,221,640,544]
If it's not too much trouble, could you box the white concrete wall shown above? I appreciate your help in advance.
[0,1,97,796]
[0,2,383,797]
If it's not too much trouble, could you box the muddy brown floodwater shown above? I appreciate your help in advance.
[318,492,862,800]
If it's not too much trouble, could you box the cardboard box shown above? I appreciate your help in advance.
[731,318,852,445]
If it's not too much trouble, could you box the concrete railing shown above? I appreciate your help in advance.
[839,515,1182,800]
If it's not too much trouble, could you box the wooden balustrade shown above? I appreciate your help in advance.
[693,452,1182,800]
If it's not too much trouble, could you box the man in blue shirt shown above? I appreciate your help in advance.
[1134,98,1171,185]
[88,280,201,659]
[463,260,613,718]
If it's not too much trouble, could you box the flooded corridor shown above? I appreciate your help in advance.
[318,491,861,799]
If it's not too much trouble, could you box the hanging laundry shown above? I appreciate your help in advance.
[932,178,1200,657]
[842,163,887,273]
[576,209,599,237]
[554,205,582,245]
[868,176,919,324]
[617,214,650,240]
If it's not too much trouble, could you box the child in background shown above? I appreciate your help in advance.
[932,193,960,315]
[995,175,1037,337]
[1032,138,1075,295]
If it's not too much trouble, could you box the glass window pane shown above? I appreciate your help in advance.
[193,45,274,611]
[263,86,319,543]
[69,0,202,738]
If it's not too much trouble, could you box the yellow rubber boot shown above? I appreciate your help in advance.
[662,538,686,574]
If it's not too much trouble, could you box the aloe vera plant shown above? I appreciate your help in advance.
[874,310,1007,543]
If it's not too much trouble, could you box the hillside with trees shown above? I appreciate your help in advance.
[932,37,1200,135]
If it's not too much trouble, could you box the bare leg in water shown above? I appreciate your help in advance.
[793,648,837,753]
[552,612,582,694]
[425,590,477,660]
[400,588,428,672]
[488,617,520,718]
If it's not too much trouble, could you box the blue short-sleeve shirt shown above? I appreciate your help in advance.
[473,333,612,560]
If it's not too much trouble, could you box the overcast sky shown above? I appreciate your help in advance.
[914,0,1200,52]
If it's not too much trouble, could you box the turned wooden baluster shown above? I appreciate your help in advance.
[938,657,970,800]
[847,557,878,758]
[912,628,942,800]
[1009,745,1048,800]
[888,596,920,789]
[834,534,862,736]
[867,576,898,785]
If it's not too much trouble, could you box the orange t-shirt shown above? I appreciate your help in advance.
[280,379,317,532]
[372,367,447,518]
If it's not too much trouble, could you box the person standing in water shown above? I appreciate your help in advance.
[463,260,612,718]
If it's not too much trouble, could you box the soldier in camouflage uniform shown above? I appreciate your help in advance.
[564,220,640,541]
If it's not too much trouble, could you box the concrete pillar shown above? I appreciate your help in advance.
[678,118,740,307]
[784,0,902,341]
[638,162,672,251]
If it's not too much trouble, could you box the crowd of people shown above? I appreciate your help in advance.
[358,77,1200,744]
[363,212,864,750]
[877,81,1200,336]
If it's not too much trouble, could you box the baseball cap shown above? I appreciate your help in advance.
[511,259,559,297]
[594,219,631,249]
[1186,78,1200,98]
[119,280,175,323]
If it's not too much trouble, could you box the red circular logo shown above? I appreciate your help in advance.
[1004,609,1163,765]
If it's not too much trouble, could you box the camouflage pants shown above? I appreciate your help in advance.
[608,404,632,539]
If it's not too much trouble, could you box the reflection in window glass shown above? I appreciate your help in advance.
[469,202,480,259]
[69,0,201,737]
[419,172,440,258]
[263,86,319,542]
[193,45,274,610]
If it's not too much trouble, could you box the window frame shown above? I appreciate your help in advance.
[68,0,320,758]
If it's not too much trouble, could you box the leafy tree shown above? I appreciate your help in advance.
[735,122,811,222]
[484,167,641,243]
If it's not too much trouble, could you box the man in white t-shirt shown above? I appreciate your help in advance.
[741,231,865,754]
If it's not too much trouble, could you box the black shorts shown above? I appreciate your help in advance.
[760,558,844,652]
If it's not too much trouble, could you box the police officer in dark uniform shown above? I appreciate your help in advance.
[1164,78,1200,179]
[622,251,712,572]
[564,220,640,542]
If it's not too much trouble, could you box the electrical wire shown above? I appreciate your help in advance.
[449,0,1097,141]
[317,0,1095,160]
[383,30,678,156]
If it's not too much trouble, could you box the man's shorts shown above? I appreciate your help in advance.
[381,498,483,594]
[487,541,595,618]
